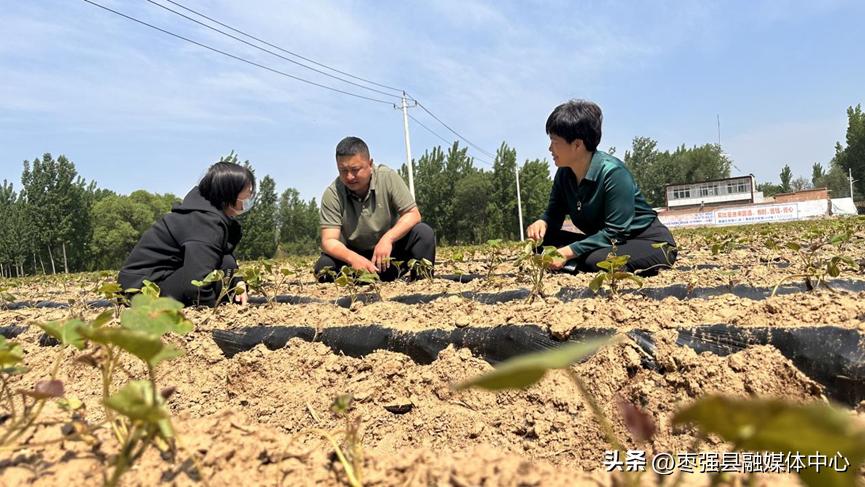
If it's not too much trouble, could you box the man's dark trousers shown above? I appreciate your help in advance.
[314,222,436,282]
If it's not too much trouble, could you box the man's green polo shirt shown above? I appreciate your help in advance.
[320,164,417,251]
[540,150,657,257]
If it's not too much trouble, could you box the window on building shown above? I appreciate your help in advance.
[726,180,748,194]
[672,187,691,199]
[700,184,719,197]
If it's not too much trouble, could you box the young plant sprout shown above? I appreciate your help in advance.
[38,294,193,486]
[515,239,562,303]
[453,337,643,487]
[0,337,67,448]
[589,251,644,298]
[407,257,434,280]
[240,261,293,307]
[771,233,857,296]
[319,266,382,309]
[484,239,506,281]
[0,287,15,309]
[191,269,246,308]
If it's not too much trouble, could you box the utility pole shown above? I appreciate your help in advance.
[399,92,416,198]
[515,164,524,241]
[717,114,721,147]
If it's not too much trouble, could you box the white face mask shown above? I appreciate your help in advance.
[235,194,256,215]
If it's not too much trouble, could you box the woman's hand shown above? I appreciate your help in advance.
[527,219,548,241]
[234,281,249,306]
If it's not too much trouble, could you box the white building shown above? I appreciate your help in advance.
[664,175,757,209]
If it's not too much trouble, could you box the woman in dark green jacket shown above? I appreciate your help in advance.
[526,99,677,274]
[119,162,256,306]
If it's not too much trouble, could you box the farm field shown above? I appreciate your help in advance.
[1,217,865,486]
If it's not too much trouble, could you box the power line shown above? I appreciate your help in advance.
[81,0,395,105]
[414,100,496,159]
[408,114,493,166]
[160,0,404,94]
[144,0,403,100]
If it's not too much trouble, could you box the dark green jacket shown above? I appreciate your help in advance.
[541,151,657,256]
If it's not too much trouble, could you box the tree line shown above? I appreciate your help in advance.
[2,104,861,277]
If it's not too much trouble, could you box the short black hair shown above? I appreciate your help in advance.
[198,161,256,210]
[545,99,603,151]
[335,136,370,160]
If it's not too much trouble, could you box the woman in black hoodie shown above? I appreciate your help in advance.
[118,162,256,306]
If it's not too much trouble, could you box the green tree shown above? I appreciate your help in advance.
[490,142,519,240]
[90,195,152,270]
[519,158,553,224]
[403,146,449,241]
[624,138,731,207]
[19,154,94,273]
[452,170,494,243]
[811,163,825,187]
[0,182,28,277]
[757,182,782,198]
[237,175,278,260]
[779,164,793,193]
[821,163,853,198]
[833,104,865,199]
[790,176,811,192]
[277,188,319,255]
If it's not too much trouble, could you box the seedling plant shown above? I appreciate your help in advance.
[38,292,193,486]
[0,336,67,448]
[515,239,562,303]
[318,266,381,309]
[191,269,246,308]
[770,233,857,296]
[406,257,434,280]
[589,251,643,298]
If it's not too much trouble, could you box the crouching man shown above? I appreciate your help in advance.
[314,136,436,281]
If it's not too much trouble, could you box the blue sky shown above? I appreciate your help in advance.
[2,0,863,202]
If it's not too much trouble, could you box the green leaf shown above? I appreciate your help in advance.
[785,242,802,252]
[58,395,84,412]
[613,272,644,288]
[79,326,183,367]
[651,242,667,249]
[0,337,24,368]
[97,282,123,298]
[120,294,193,336]
[104,381,174,438]
[92,310,114,328]
[674,396,865,487]
[454,337,612,391]
[141,280,161,299]
[201,270,224,284]
[190,280,204,287]
[596,260,614,271]
[589,273,606,293]
[356,272,380,284]
[39,319,86,350]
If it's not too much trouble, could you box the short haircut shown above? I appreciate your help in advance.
[545,99,603,151]
[335,136,370,160]
[198,161,256,210]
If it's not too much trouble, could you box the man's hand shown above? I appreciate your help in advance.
[372,238,394,272]
[351,255,379,274]
[527,219,548,241]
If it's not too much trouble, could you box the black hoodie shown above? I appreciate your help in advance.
[118,187,242,306]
